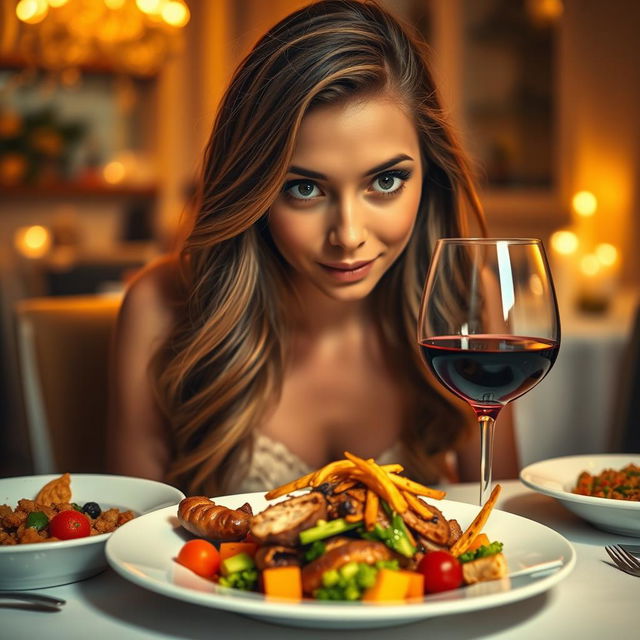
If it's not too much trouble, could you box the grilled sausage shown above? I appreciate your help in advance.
[177,496,251,541]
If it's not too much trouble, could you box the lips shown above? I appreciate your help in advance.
[318,258,378,283]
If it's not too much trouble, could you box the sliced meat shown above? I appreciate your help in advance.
[254,545,302,570]
[401,501,450,545]
[323,536,352,552]
[416,535,448,553]
[448,519,462,546]
[250,492,327,547]
[326,492,364,521]
[301,539,393,594]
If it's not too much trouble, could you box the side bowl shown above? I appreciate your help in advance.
[0,473,185,590]
[520,454,640,537]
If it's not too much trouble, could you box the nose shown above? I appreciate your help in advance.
[328,195,368,250]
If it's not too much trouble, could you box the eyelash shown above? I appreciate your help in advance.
[282,169,412,202]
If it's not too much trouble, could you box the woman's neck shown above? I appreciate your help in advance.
[288,279,374,339]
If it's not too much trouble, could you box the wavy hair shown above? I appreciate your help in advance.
[154,0,485,495]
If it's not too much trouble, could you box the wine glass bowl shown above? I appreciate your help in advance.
[418,238,560,504]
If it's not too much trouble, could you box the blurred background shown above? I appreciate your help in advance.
[1,0,638,477]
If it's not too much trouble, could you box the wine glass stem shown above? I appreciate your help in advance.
[479,415,496,505]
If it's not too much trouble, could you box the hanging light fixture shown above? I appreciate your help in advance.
[8,0,190,77]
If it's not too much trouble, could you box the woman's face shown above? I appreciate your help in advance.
[268,94,423,303]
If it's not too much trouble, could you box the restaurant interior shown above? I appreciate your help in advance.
[0,0,639,480]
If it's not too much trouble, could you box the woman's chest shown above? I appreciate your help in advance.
[260,346,411,467]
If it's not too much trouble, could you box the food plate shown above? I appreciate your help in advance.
[106,491,575,630]
[0,474,184,590]
[520,454,640,537]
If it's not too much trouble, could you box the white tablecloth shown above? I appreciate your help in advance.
[0,480,636,639]
[515,289,638,465]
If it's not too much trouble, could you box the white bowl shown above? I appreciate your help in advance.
[520,454,640,536]
[0,474,184,590]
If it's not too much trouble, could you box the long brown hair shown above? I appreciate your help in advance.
[154,0,485,494]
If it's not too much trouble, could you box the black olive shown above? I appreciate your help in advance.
[82,502,101,519]
[314,482,334,495]
[337,499,356,517]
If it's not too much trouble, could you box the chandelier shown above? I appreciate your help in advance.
[5,0,191,76]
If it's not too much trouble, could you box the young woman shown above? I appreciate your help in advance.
[107,0,519,496]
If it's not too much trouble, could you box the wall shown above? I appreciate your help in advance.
[558,0,640,285]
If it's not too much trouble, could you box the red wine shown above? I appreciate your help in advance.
[420,335,559,418]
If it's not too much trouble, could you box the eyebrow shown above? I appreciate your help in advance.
[288,154,414,181]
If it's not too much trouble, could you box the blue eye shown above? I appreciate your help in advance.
[284,180,322,200]
[371,169,411,194]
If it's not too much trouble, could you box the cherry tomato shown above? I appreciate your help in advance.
[49,510,91,540]
[177,539,221,578]
[417,550,463,593]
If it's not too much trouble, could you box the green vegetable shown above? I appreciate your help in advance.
[25,511,48,531]
[218,568,258,591]
[220,552,255,576]
[314,561,397,601]
[304,539,326,562]
[366,513,417,558]
[458,541,504,564]
[299,518,359,545]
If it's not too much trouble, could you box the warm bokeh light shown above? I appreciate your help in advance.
[162,1,190,27]
[595,243,618,267]
[572,191,598,217]
[579,254,601,277]
[47,0,69,7]
[103,161,126,184]
[105,0,126,9]
[550,230,579,255]
[16,0,49,24]
[14,225,52,259]
[526,0,564,22]
[136,0,163,15]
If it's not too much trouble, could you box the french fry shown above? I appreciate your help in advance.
[310,460,354,486]
[333,479,358,493]
[387,474,446,500]
[344,452,408,513]
[345,512,364,523]
[450,484,502,557]
[364,489,379,530]
[264,470,316,500]
[402,491,434,519]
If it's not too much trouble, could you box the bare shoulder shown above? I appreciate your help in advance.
[118,253,186,340]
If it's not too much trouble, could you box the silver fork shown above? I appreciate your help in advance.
[605,545,640,577]
[620,544,640,556]
[0,592,65,612]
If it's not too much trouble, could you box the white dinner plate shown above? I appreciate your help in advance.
[520,454,640,537]
[106,491,575,629]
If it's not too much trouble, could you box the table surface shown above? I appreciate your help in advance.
[1,480,636,639]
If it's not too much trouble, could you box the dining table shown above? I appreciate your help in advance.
[1,479,636,639]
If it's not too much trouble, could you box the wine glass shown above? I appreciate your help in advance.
[418,238,560,505]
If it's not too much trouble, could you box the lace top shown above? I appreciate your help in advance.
[234,432,406,493]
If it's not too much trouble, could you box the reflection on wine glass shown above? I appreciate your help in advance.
[418,238,560,504]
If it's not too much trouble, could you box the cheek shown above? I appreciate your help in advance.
[377,190,421,246]
[268,210,318,263]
